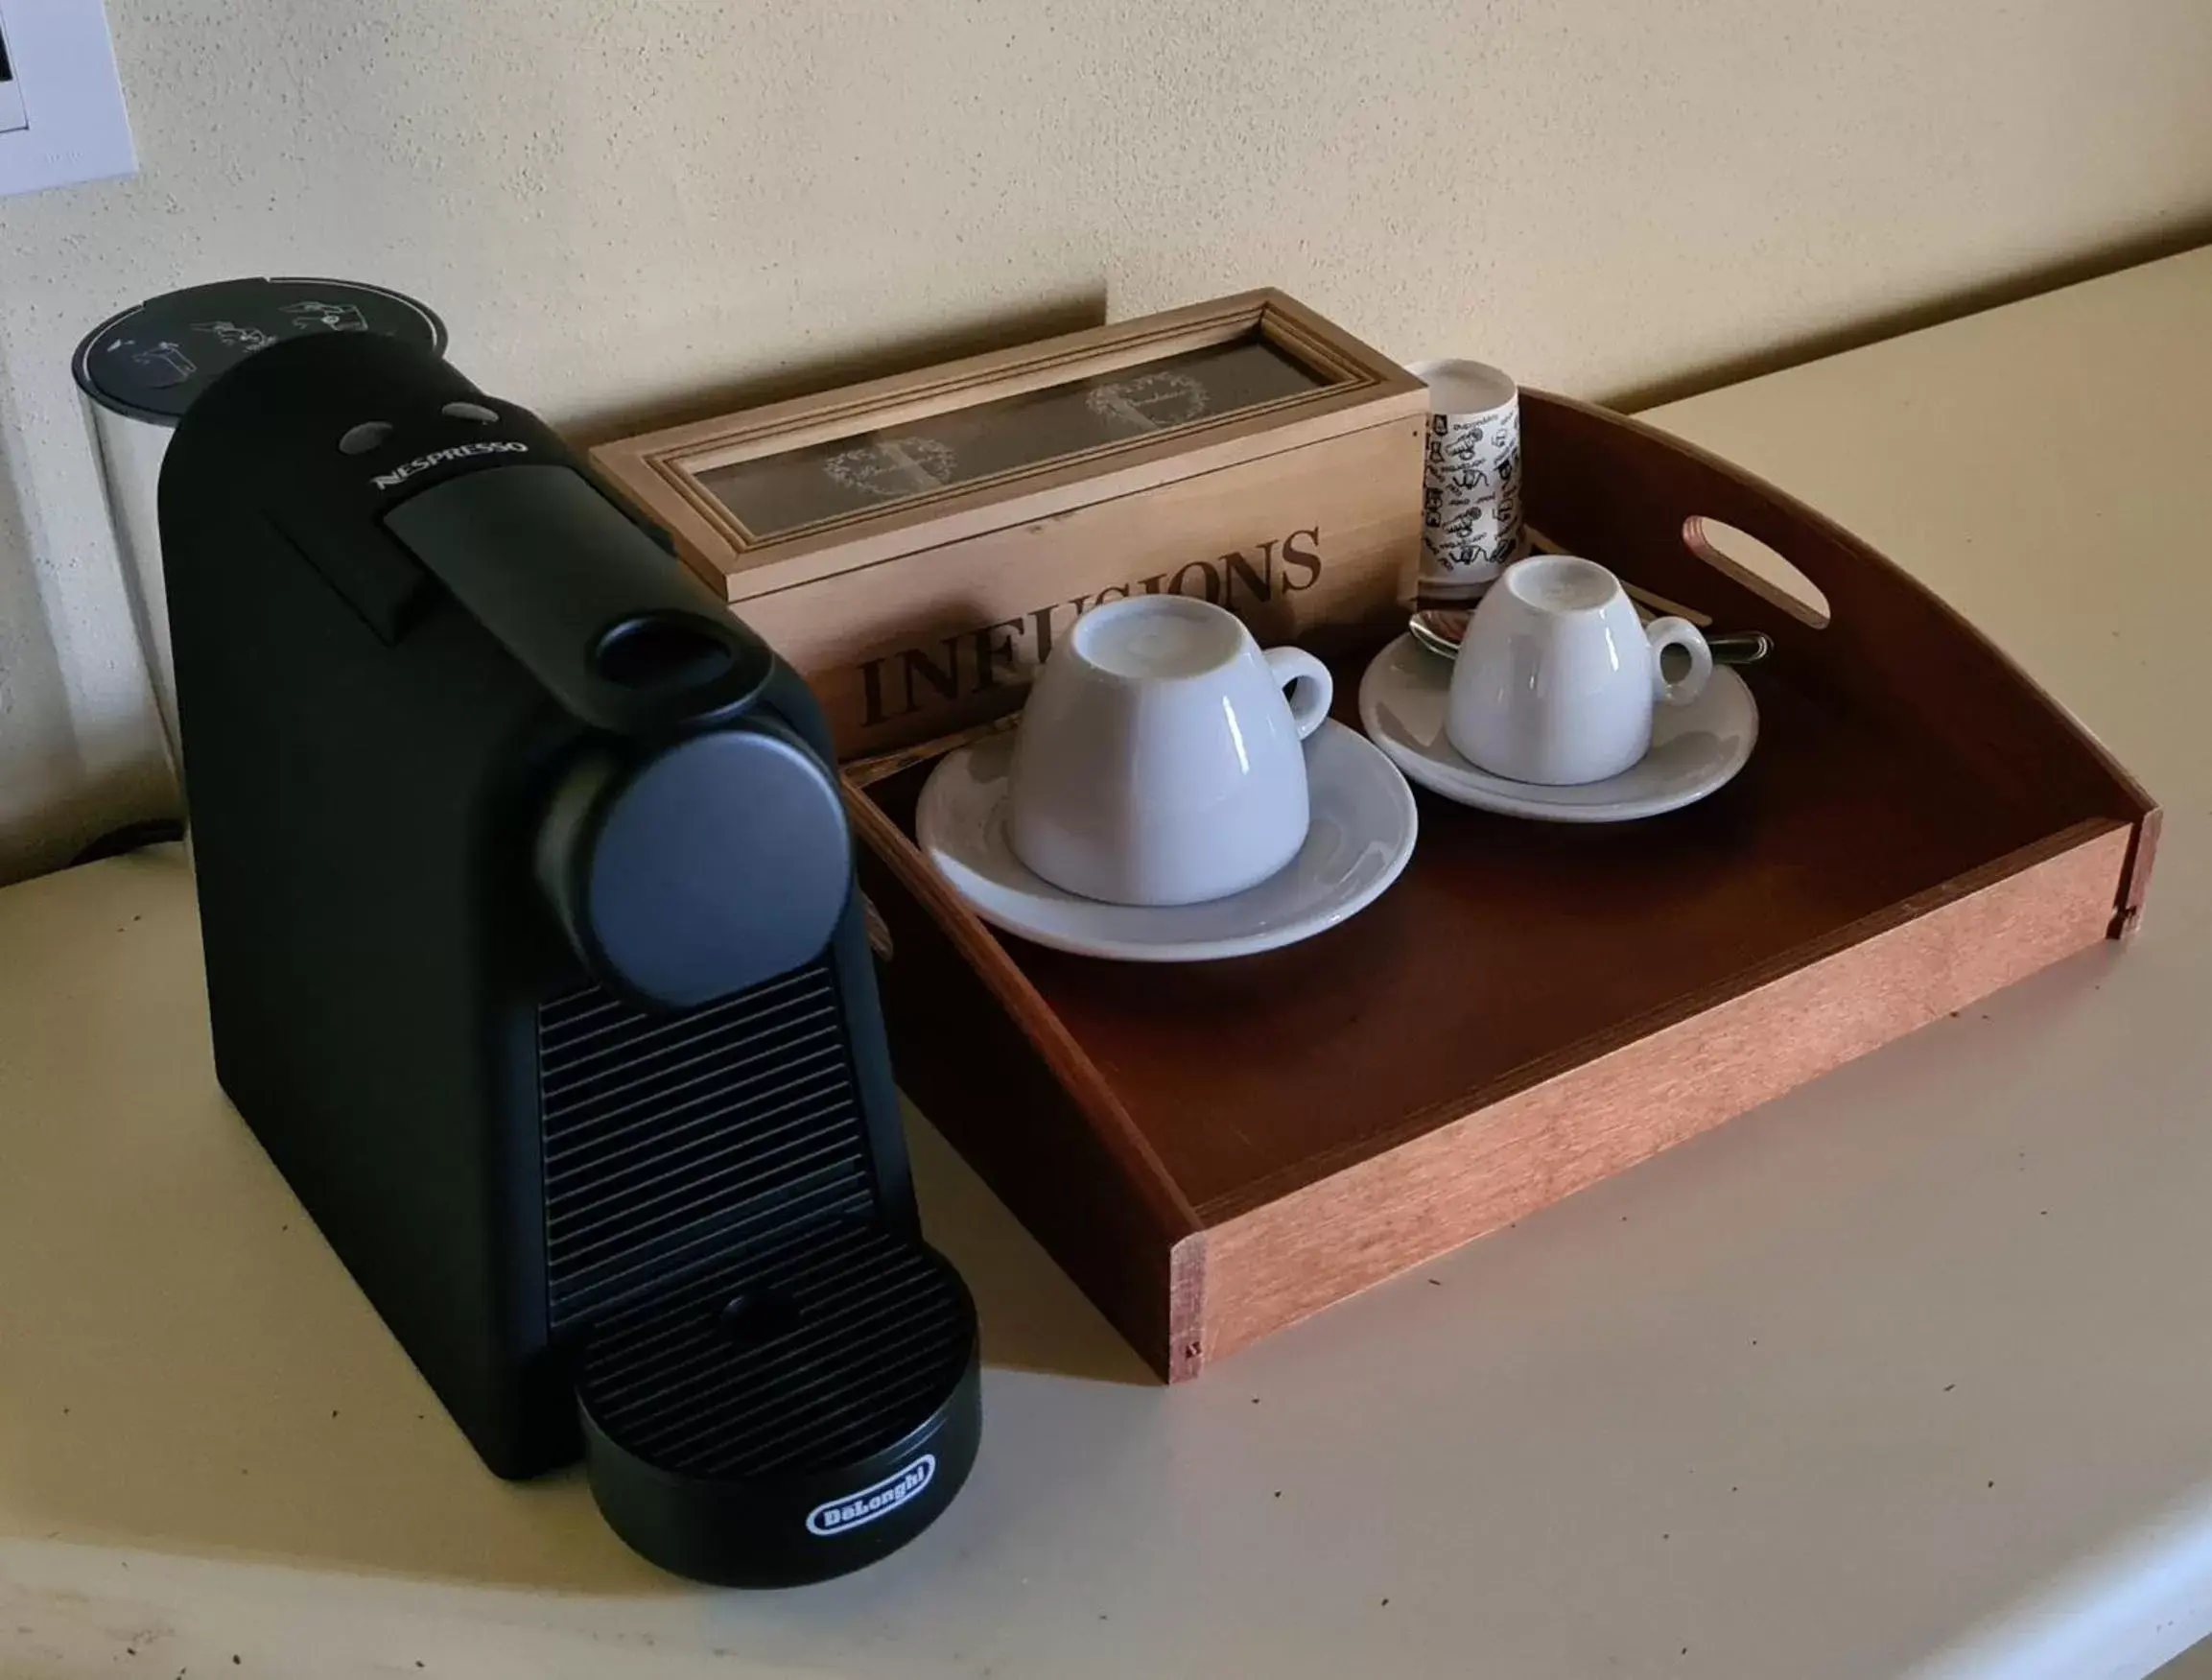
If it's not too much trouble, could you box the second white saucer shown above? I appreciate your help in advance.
[1357,633,1759,822]
[914,720,1417,962]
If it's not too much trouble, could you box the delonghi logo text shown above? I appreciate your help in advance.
[806,1455,935,1537]
[371,439,528,488]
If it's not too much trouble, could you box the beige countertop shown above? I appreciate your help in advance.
[4,248,2210,1678]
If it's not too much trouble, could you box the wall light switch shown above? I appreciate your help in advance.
[0,0,135,198]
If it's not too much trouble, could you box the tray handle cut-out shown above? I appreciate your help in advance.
[1683,514,1832,629]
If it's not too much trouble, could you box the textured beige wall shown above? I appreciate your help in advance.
[2,0,2209,881]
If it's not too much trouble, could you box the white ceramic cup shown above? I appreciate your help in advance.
[1408,358,1524,601]
[1447,554,1712,786]
[1007,595,1334,907]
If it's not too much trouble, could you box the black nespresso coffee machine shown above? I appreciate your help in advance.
[156,330,979,1584]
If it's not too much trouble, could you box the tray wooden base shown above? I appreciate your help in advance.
[847,392,2157,1383]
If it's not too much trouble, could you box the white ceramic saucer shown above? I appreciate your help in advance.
[914,720,1418,962]
[1357,633,1758,822]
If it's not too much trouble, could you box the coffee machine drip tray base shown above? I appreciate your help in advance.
[577,1220,980,1586]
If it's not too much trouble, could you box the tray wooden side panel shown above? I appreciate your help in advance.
[846,791,1207,1380]
[1521,391,2157,840]
[2119,804,2163,935]
[1193,820,2134,1369]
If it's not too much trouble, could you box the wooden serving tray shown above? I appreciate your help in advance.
[844,391,2159,1383]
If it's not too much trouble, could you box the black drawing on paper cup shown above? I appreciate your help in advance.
[1421,404,1522,578]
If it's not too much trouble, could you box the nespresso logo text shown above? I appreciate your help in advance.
[370,439,529,487]
[858,526,1323,728]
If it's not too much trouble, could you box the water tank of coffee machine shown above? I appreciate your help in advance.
[74,277,445,775]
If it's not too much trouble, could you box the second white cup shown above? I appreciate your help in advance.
[1447,555,1712,786]
[1008,596,1333,907]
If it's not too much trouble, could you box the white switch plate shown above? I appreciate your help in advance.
[0,0,136,197]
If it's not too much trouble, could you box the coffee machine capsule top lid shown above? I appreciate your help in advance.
[74,276,445,426]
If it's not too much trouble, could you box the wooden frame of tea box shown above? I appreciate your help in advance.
[591,291,1429,760]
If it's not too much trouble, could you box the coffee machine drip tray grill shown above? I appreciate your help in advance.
[543,969,979,1582]
[577,1220,979,1585]
[581,1222,971,1478]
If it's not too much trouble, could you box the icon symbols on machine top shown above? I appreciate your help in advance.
[195,319,279,353]
[282,298,369,333]
[128,341,197,386]
[806,1455,936,1537]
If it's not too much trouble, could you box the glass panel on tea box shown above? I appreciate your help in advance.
[695,334,1330,540]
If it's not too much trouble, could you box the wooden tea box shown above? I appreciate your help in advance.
[591,291,1427,759]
